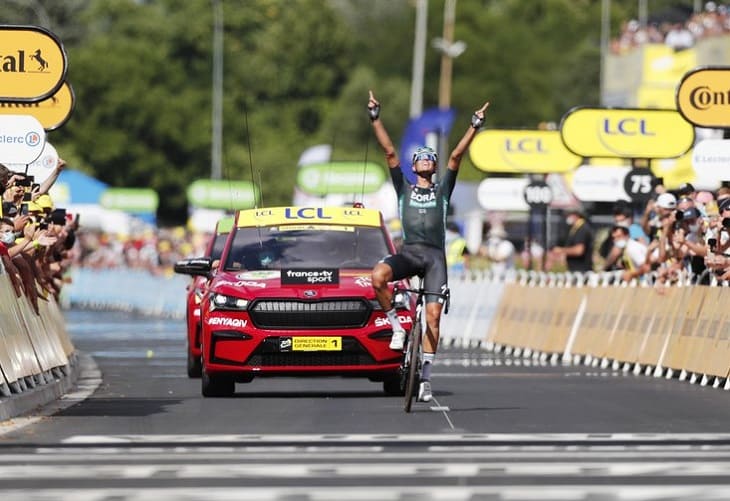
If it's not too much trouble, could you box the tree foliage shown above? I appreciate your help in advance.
[0,0,683,223]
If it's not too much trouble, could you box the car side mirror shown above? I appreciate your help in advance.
[174,256,213,277]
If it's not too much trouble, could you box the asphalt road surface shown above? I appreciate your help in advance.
[2,309,730,500]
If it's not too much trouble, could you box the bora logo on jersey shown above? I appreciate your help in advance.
[409,189,436,208]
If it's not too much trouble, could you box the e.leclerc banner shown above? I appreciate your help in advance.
[0,114,45,164]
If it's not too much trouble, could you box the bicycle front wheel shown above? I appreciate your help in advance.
[403,321,423,413]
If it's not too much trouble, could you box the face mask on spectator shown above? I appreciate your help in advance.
[614,239,627,249]
[688,222,700,233]
[0,230,15,245]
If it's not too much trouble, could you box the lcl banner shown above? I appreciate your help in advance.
[0,25,68,102]
[676,66,730,128]
[469,130,582,174]
[560,107,694,159]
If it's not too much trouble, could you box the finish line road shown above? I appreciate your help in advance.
[1,310,730,499]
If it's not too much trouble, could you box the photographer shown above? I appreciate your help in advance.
[666,203,709,284]
[704,198,730,280]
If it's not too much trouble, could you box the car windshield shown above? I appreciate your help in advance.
[210,233,228,261]
[224,225,390,271]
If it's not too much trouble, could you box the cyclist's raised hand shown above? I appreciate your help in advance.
[471,101,490,129]
[367,90,380,121]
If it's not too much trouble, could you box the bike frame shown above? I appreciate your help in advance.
[394,283,450,413]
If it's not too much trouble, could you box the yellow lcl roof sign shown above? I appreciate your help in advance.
[237,206,382,228]
[0,25,68,102]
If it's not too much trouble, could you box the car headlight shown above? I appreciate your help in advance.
[209,293,250,311]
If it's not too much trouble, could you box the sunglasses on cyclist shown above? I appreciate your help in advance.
[413,152,437,163]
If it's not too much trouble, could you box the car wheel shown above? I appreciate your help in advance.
[186,337,202,378]
[382,373,405,396]
[201,370,235,397]
[187,351,202,378]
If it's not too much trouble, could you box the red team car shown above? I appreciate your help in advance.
[183,216,233,377]
[174,206,413,397]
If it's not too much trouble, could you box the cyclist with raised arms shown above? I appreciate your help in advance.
[368,90,489,402]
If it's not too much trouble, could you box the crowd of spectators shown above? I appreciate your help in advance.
[612,2,730,53]
[550,179,730,287]
[32,178,730,290]
[0,160,78,314]
[74,226,206,277]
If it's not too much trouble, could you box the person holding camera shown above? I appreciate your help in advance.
[704,198,730,280]
[667,201,709,283]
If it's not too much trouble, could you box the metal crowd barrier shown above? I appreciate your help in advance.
[480,268,730,390]
[59,266,730,391]
[0,263,75,398]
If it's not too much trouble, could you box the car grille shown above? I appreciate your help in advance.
[249,299,371,329]
[246,337,375,367]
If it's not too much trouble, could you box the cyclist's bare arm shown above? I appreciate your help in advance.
[447,101,490,172]
[368,90,400,170]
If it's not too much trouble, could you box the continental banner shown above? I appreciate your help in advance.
[676,66,730,128]
[0,25,67,102]
[0,81,74,130]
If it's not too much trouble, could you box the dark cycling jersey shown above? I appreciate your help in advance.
[391,167,457,250]
[384,167,456,304]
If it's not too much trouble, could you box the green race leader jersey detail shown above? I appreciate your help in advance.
[391,167,457,250]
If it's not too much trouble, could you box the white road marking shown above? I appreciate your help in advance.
[1,485,730,501]
[60,433,730,444]
[0,354,101,436]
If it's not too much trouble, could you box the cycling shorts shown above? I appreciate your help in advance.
[380,243,448,304]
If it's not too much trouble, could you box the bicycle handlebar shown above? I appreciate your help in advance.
[392,284,450,315]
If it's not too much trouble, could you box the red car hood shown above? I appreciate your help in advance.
[209,269,376,300]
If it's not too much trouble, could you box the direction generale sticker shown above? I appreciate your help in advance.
[676,66,730,128]
[0,25,68,102]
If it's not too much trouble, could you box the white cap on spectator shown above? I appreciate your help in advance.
[656,192,677,209]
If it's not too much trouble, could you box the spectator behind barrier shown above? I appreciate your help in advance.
[611,3,730,54]
[0,159,74,314]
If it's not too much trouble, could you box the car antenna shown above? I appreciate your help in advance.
[324,129,337,202]
[242,98,263,209]
[359,127,370,208]
[242,98,265,249]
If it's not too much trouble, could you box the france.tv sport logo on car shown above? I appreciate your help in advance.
[281,268,339,285]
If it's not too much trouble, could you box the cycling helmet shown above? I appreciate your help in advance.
[412,146,438,164]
